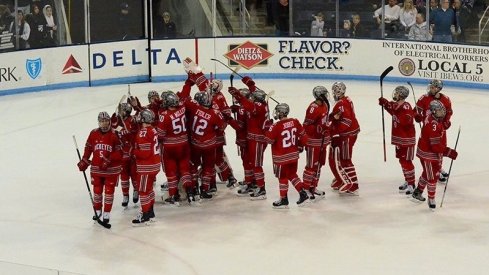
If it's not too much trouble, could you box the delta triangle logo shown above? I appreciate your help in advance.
[62,55,82,74]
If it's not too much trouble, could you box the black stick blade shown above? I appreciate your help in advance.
[380,66,394,81]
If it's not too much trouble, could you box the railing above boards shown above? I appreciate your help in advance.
[479,6,489,45]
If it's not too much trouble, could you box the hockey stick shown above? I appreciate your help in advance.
[116,95,128,131]
[380,66,394,162]
[407,81,422,129]
[440,125,461,208]
[72,135,111,229]
[211,58,280,104]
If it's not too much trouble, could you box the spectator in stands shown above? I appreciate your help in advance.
[310,12,325,36]
[408,13,432,40]
[0,4,14,33]
[9,10,30,49]
[43,4,57,46]
[429,0,439,13]
[155,11,176,38]
[400,0,418,35]
[26,3,46,48]
[350,14,367,38]
[415,0,427,14]
[430,0,456,42]
[374,0,401,37]
[452,0,470,42]
[119,2,131,40]
[273,0,289,36]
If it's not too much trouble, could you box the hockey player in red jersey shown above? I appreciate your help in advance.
[302,86,331,200]
[228,77,271,200]
[228,88,254,188]
[156,91,195,205]
[209,79,238,189]
[111,103,140,207]
[414,79,453,183]
[187,91,226,199]
[379,86,417,194]
[77,112,123,225]
[328,82,361,195]
[411,100,458,209]
[132,109,160,226]
[264,103,310,208]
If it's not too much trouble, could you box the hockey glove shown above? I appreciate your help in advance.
[444,147,458,160]
[77,158,91,171]
[414,113,423,123]
[228,87,240,97]
[241,76,255,87]
[230,104,239,113]
[378,97,389,107]
[183,57,202,74]
[185,73,195,87]
[443,120,451,130]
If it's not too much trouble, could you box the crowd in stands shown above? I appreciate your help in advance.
[281,0,487,43]
[0,0,57,50]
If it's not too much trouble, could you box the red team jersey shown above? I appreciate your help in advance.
[187,101,226,149]
[134,126,160,174]
[303,102,330,146]
[416,93,453,128]
[264,118,306,165]
[416,115,447,162]
[229,105,248,147]
[241,99,270,142]
[329,96,360,137]
[211,92,231,145]
[115,116,138,160]
[156,106,189,147]
[83,129,122,176]
[384,101,416,147]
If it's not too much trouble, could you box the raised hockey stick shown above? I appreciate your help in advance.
[380,66,394,162]
[407,81,422,129]
[116,95,128,131]
[440,125,461,208]
[73,135,111,229]
[211,58,280,104]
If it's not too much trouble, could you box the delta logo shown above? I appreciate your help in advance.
[62,55,82,74]
[224,41,273,69]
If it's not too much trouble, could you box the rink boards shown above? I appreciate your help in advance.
[1,37,488,95]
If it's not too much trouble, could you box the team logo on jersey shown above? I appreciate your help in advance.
[62,55,83,74]
[26,58,42,79]
[398,58,415,76]
[224,41,273,69]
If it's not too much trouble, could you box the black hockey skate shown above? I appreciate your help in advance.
[122,195,129,207]
[296,190,309,206]
[226,175,238,188]
[249,187,267,200]
[428,198,436,209]
[164,196,181,206]
[272,197,289,209]
[411,188,426,202]
[133,190,139,203]
[209,183,217,194]
[132,212,151,226]
[236,184,253,196]
[199,187,213,200]
[438,171,449,183]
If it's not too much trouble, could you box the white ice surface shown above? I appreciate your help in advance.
[1,79,488,275]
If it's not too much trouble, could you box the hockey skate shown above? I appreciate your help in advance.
[405,185,415,195]
[272,197,289,209]
[428,198,436,210]
[186,191,200,206]
[250,187,267,200]
[236,184,254,196]
[199,187,213,200]
[149,206,156,222]
[164,196,181,207]
[160,182,169,191]
[438,171,449,184]
[209,183,217,194]
[102,212,110,224]
[92,210,102,221]
[399,182,408,192]
[132,212,151,226]
[121,195,129,207]
[133,190,139,204]
[226,175,238,189]
[296,190,309,206]
[411,188,426,202]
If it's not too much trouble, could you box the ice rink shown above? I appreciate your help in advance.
[1,78,488,275]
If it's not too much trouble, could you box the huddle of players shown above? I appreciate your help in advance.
[76,57,457,226]
[378,79,458,209]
